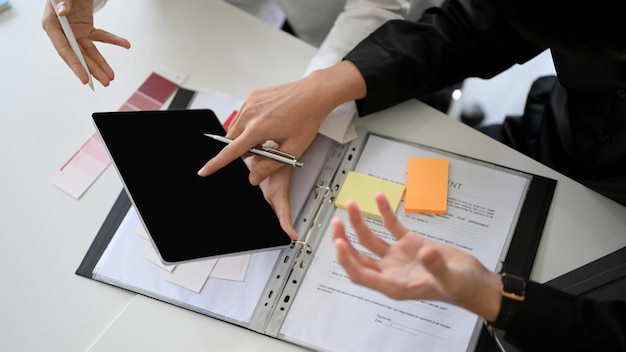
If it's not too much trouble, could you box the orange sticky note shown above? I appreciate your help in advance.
[405,158,449,214]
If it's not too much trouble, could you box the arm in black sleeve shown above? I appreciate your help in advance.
[504,281,626,351]
[344,0,546,115]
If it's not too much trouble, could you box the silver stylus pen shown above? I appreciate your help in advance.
[204,133,304,168]
[50,0,94,90]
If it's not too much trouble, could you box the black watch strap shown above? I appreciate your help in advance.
[487,273,526,332]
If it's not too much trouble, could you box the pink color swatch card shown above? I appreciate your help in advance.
[52,69,187,198]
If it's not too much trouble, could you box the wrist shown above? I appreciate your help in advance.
[486,272,527,332]
[307,61,366,108]
[472,271,503,322]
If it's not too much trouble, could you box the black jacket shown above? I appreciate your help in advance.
[345,0,626,206]
[344,0,626,350]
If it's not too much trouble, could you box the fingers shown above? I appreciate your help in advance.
[344,200,391,258]
[259,167,298,240]
[332,217,381,277]
[332,217,366,266]
[205,83,320,185]
[271,192,297,240]
[89,29,131,49]
[43,2,88,84]
[376,192,410,241]
[278,216,297,240]
[248,158,285,186]
[197,137,285,186]
[44,0,89,83]
[43,0,130,88]
[332,217,364,272]
[85,30,131,86]
[52,35,92,84]
[197,136,251,177]
[50,0,72,16]
[198,112,255,178]
[76,38,111,86]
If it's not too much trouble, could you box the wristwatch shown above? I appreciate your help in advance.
[487,273,526,332]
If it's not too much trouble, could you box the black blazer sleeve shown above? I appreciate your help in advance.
[344,0,545,116]
[504,281,626,351]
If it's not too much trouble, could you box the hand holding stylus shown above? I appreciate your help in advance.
[204,134,304,168]
[42,0,131,87]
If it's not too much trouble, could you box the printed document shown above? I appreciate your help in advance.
[279,135,529,352]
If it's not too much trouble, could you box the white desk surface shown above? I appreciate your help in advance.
[1,1,625,351]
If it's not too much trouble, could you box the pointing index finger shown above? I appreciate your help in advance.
[197,134,251,177]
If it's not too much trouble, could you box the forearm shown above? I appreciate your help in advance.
[304,0,411,76]
[303,0,414,142]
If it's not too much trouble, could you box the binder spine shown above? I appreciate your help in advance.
[248,242,301,332]
[264,186,335,336]
[261,141,349,336]
[264,133,368,337]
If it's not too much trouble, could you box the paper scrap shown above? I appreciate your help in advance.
[209,255,251,281]
[405,157,449,214]
[141,245,176,272]
[134,224,149,239]
[188,89,242,126]
[165,259,217,293]
[335,171,405,219]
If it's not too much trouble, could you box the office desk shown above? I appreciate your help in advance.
[1,1,625,351]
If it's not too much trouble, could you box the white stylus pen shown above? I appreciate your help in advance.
[50,0,94,90]
[204,133,304,168]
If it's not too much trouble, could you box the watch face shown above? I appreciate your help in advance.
[501,273,526,301]
[489,273,527,331]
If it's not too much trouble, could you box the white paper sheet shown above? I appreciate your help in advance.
[279,135,529,352]
[189,89,243,124]
[94,207,282,323]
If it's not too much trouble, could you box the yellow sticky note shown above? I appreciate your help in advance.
[405,158,449,214]
[335,171,405,219]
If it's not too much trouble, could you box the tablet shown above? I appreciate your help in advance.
[92,109,292,264]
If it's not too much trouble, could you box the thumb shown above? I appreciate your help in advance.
[419,246,449,279]
[268,181,297,240]
[248,158,285,186]
[419,245,460,300]
[50,0,73,16]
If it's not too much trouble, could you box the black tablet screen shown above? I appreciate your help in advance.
[92,109,291,263]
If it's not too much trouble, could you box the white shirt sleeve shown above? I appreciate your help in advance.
[93,0,107,12]
[304,0,414,143]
